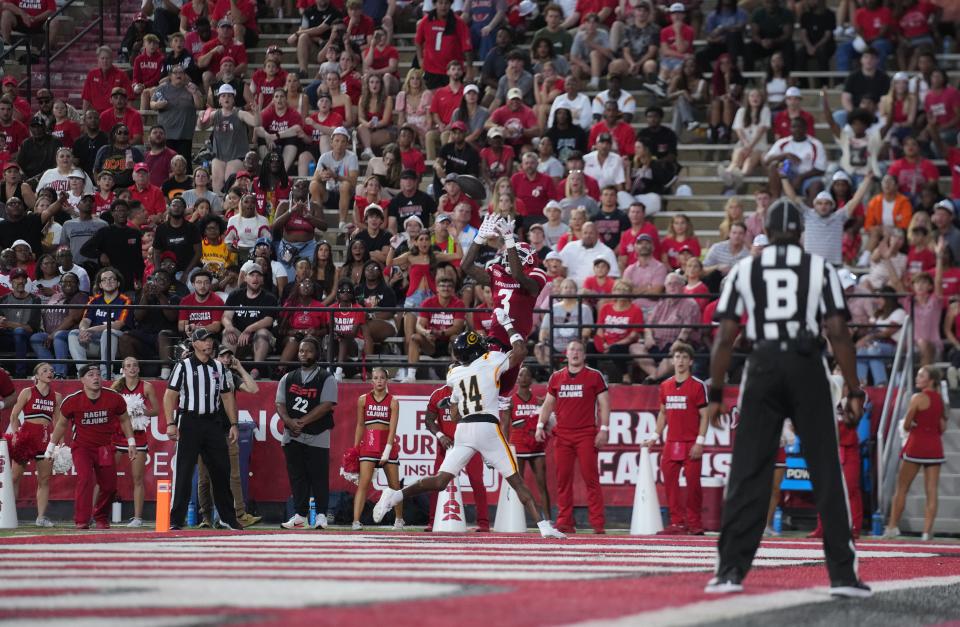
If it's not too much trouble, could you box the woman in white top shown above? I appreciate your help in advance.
[855,286,906,386]
[394,69,433,156]
[764,51,792,111]
[722,88,771,189]
[36,147,94,195]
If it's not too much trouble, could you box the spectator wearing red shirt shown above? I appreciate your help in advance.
[177,269,225,337]
[99,87,145,146]
[257,89,306,173]
[330,280,368,380]
[589,279,643,383]
[198,20,249,82]
[132,35,165,106]
[617,201,662,269]
[397,125,426,176]
[363,29,401,94]
[888,136,940,200]
[1,0,58,49]
[426,61,465,157]
[644,342,708,534]
[129,162,168,224]
[511,152,557,222]
[921,69,960,150]
[179,0,208,32]
[404,277,465,382]
[489,88,541,152]
[896,0,937,71]
[837,0,895,71]
[559,151,601,200]
[0,77,30,122]
[772,87,816,138]
[51,102,82,148]
[210,0,258,47]
[82,46,133,112]
[589,101,637,158]
[573,0,617,27]
[344,0,374,51]
[415,0,473,89]
[184,16,214,56]
[49,365,135,529]
[0,99,28,157]
[537,340,610,534]
[658,4,695,80]
[423,384,490,532]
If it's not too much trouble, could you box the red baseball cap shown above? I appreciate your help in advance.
[450,120,468,132]
[133,11,147,21]
[236,170,251,178]
[1,76,18,87]
[133,162,149,172]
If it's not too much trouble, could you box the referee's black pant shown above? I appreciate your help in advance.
[716,344,858,586]
[170,413,241,529]
[283,440,330,517]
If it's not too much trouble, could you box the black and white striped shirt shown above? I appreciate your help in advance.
[166,354,234,415]
[713,244,847,342]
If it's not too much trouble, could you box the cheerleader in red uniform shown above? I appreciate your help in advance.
[9,363,61,527]
[110,357,159,528]
[352,368,403,530]
[508,367,550,517]
[884,366,948,540]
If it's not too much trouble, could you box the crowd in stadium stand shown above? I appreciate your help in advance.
[0,0,958,387]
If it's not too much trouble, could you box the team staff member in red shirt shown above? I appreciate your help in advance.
[82,46,133,113]
[47,364,136,529]
[423,384,491,532]
[415,0,473,89]
[643,342,709,535]
[537,339,610,533]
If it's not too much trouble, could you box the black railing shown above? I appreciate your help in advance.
[0,292,917,382]
[43,0,106,93]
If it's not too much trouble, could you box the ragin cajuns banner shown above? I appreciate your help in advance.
[6,381,885,507]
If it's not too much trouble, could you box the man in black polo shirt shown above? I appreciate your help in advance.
[80,200,144,292]
[387,169,436,233]
[352,205,392,265]
[433,122,480,200]
[0,196,57,254]
[835,48,890,128]
[591,185,631,250]
[154,197,201,279]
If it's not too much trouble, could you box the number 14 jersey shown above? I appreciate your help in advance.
[448,351,511,419]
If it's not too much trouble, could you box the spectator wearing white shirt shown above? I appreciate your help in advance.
[591,75,637,123]
[225,193,271,260]
[547,76,593,130]
[558,222,620,286]
[764,116,827,202]
[584,133,626,190]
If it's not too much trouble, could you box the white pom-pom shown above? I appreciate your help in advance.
[125,395,146,419]
[339,468,360,486]
[131,415,151,431]
[52,445,74,475]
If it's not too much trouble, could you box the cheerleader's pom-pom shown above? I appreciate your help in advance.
[131,415,151,431]
[52,445,74,475]
[339,469,360,486]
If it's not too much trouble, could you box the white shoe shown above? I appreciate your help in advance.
[922,532,933,541]
[373,488,402,523]
[538,520,566,539]
[334,367,345,382]
[313,513,328,530]
[392,367,408,382]
[126,517,143,528]
[880,526,900,539]
[281,514,306,529]
[35,516,54,528]
[160,367,171,379]
[393,518,405,530]
[704,576,743,594]
[361,148,375,160]
[352,521,363,531]
[588,77,600,90]
[401,368,416,383]
[948,366,958,389]
[763,526,779,537]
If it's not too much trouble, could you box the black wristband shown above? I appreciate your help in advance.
[166,422,176,427]
[848,388,866,400]
[708,387,723,403]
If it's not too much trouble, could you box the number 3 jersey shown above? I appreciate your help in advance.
[448,351,511,419]
[488,263,548,347]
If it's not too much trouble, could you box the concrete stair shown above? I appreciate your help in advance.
[900,409,960,536]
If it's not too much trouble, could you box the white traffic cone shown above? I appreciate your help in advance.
[0,439,18,529]
[433,474,468,532]
[493,472,527,532]
[630,447,663,535]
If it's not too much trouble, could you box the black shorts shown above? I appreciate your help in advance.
[257,137,302,151]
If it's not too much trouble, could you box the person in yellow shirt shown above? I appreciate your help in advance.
[199,216,236,286]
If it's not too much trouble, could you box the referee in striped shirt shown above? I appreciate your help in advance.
[704,199,870,598]
[163,328,242,530]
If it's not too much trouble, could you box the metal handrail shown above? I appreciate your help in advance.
[875,315,914,520]
[43,0,105,93]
